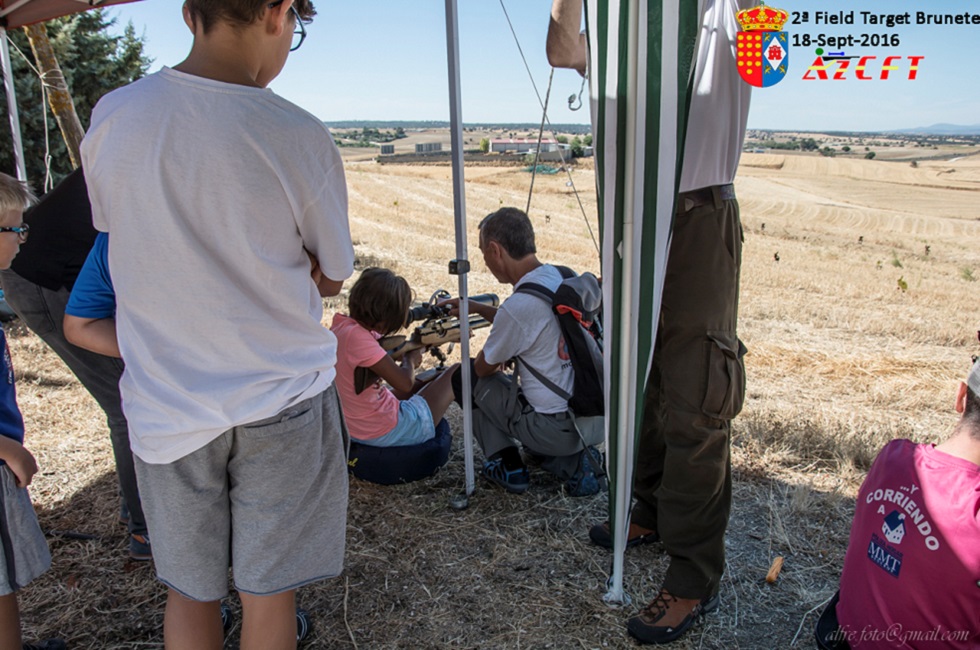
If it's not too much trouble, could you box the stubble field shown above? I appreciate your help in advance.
[10,148,980,648]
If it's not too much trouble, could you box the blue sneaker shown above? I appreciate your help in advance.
[22,641,66,650]
[296,608,312,643]
[129,533,152,561]
[481,458,530,494]
[219,601,234,635]
[565,446,605,497]
[218,602,307,641]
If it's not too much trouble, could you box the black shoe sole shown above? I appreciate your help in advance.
[588,523,660,549]
[627,593,720,645]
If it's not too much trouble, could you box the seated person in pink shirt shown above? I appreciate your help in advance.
[331,268,457,484]
[816,354,980,649]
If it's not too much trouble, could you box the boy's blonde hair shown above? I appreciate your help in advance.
[0,173,36,214]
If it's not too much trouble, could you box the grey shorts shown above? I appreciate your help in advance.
[134,384,349,601]
[0,465,51,596]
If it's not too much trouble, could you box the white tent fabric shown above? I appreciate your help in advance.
[587,0,701,603]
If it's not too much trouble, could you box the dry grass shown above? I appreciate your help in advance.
[9,147,978,648]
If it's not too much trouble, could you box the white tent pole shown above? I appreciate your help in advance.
[0,28,27,182]
[605,0,642,604]
[444,0,475,498]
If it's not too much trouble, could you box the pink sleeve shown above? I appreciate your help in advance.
[345,325,389,367]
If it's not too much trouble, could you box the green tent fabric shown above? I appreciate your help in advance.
[586,0,700,603]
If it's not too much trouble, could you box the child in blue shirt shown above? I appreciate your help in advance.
[63,233,117,358]
[0,172,65,650]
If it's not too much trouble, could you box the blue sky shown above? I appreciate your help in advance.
[105,0,980,132]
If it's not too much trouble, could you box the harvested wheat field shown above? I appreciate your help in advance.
[10,150,980,648]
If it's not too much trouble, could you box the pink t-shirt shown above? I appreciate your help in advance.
[837,439,980,648]
[330,313,399,440]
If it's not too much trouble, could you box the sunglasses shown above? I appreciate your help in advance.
[0,223,28,243]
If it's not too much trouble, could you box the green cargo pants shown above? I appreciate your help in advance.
[631,185,747,600]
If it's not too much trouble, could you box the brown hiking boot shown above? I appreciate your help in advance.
[627,587,719,644]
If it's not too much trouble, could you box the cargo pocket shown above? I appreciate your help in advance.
[701,331,747,421]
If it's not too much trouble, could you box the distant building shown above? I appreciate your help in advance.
[489,138,558,154]
[380,144,395,155]
[415,142,443,154]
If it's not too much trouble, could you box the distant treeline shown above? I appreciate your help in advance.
[325,120,592,134]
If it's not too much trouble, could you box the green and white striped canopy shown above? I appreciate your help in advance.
[586,0,701,602]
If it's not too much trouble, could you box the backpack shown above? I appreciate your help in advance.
[514,265,603,418]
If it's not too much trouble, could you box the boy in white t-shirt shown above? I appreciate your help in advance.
[79,2,354,648]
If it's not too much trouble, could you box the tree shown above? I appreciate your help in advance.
[800,137,819,152]
[841,145,850,152]
[479,137,490,153]
[571,136,584,157]
[583,133,593,147]
[865,151,876,160]
[24,23,84,168]
[0,11,150,185]
[555,134,569,144]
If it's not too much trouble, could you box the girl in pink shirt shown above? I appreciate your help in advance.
[331,268,457,483]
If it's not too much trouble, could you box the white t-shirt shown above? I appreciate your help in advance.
[678,0,753,192]
[586,0,752,192]
[483,265,573,414]
[80,68,354,464]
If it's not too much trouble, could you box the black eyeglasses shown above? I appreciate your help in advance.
[268,1,307,52]
[0,224,28,243]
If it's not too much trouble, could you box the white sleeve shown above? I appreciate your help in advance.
[482,308,530,366]
[298,157,355,282]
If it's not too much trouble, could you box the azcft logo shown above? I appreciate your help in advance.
[803,53,924,80]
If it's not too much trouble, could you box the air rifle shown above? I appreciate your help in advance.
[353,291,498,394]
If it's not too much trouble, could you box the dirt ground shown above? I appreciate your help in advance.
[9,146,980,648]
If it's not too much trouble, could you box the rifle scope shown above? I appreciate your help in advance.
[405,293,499,325]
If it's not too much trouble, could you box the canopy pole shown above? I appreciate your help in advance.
[0,28,27,182]
[444,0,475,499]
[604,0,642,605]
